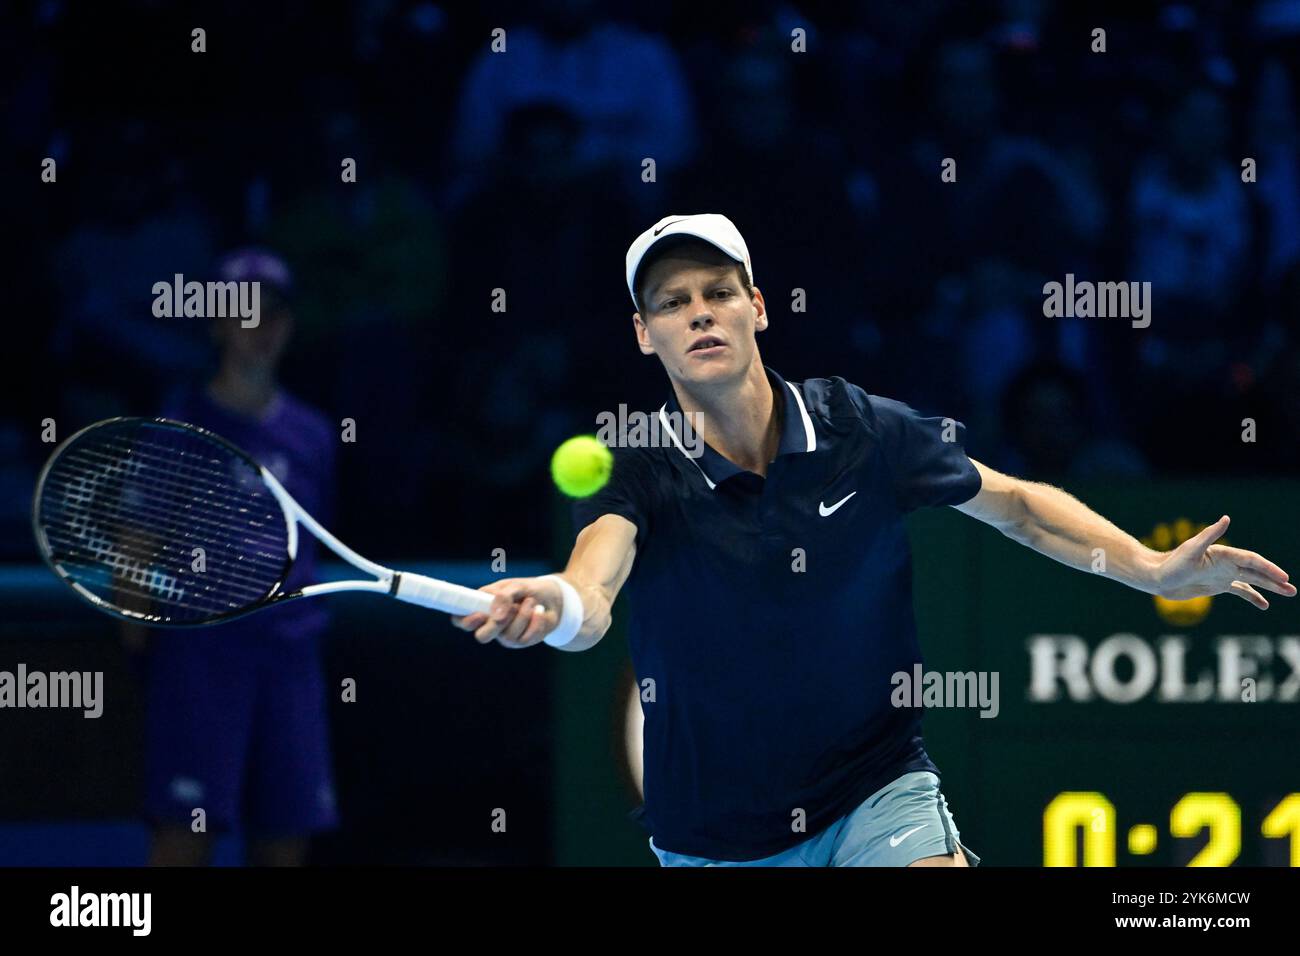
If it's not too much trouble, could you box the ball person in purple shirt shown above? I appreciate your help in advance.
[129,249,339,865]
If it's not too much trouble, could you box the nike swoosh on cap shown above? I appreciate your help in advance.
[654,218,689,236]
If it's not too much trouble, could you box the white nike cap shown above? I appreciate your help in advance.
[625,213,753,307]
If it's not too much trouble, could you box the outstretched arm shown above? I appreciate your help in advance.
[953,459,1296,608]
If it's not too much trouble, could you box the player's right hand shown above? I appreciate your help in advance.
[451,577,563,649]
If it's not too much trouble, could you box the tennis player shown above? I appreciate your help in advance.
[454,213,1295,866]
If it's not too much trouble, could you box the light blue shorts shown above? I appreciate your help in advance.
[650,771,980,867]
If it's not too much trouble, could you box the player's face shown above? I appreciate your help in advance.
[633,257,767,388]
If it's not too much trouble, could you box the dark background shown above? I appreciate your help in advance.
[1,0,1298,865]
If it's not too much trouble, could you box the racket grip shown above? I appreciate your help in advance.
[393,572,494,616]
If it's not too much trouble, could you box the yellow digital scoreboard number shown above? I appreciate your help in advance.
[1044,792,1300,866]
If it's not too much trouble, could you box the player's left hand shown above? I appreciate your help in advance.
[1154,515,1296,609]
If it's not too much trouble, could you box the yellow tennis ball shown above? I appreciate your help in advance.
[551,435,613,498]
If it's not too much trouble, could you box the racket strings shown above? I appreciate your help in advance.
[54,443,287,539]
[42,487,283,614]
[42,526,279,602]
[48,563,266,616]
[45,449,286,572]
[41,465,288,554]
[41,467,287,552]
[37,420,291,623]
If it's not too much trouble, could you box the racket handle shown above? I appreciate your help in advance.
[393,572,494,616]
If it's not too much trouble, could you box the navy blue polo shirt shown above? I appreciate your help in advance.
[571,368,982,861]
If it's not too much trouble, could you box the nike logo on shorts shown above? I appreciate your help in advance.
[889,824,928,848]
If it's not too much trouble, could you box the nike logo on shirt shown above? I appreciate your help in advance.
[818,492,857,516]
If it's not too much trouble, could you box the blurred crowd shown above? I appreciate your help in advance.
[4,0,1300,560]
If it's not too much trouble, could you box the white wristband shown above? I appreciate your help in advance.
[541,574,584,648]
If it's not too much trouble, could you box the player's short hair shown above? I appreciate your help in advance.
[634,237,754,314]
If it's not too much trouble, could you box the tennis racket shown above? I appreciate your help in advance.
[32,417,497,626]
